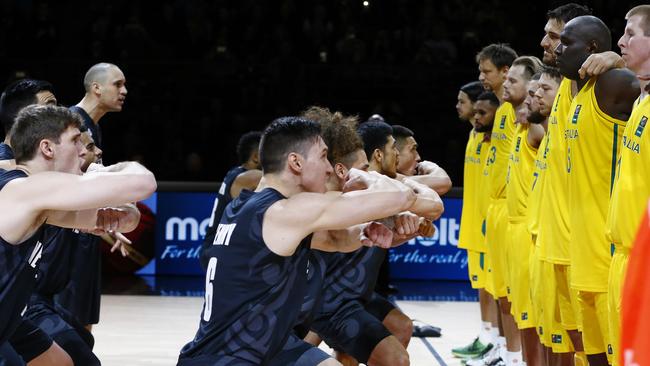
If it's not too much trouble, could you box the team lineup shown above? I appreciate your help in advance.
[0,3,649,366]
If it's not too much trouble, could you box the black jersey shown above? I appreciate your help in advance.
[33,227,77,296]
[69,106,101,149]
[315,246,385,318]
[199,165,247,270]
[178,188,313,365]
[294,250,327,334]
[0,143,13,160]
[0,169,45,343]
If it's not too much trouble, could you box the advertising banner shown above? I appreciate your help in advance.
[151,190,465,280]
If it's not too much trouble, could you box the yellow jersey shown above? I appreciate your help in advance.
[484,102,517,201]
[566,77,626,292]
[476,136,492,253]
[506,124,538,220]
[459,130,488,251]
[606,95,650,250]
[537,78,573,263]
[527,132,549,240]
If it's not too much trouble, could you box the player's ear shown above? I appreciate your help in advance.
[373,148,383,163]
[334,162,347,180]
[287,152,302,173]
[39,139,55,159]
[586,40,598,54]
[500,65,510,79]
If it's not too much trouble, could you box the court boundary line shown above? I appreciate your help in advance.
[419,337,447,366]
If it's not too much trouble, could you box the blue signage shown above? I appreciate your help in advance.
[150,190,466,280]
[154,191,215,276]
[389,198,466,280]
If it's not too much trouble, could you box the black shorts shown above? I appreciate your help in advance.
[54,235,101,325]
[176,334,330,366]
[7,319,52,363]
[311,301,391,363]
[0,342,25,366]
[364,292,396,322]
[25,296,99,366]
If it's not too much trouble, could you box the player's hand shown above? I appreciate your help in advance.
[417,218,435,238]
[108,232,132,257]
[578,51,623,79]
[416,161,440,175]
[393,212,419,236]
[359,222,394,249]
[95,207,129,233]
[342,168,375,192]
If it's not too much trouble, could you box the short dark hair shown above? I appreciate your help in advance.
[476,91,500,107]
[357,121,393,160]
[392,125,415,151]
[460,81,485,102]
[476,43,518,69]
[10,105,83,163]
[259,117,321,174]
[236,131,262,165]
[511,56,544,80]
[541,65,563,84]
[0,79,55,135]
[300,106,363,167]
[547,3,592,24]
[626,5,650,36]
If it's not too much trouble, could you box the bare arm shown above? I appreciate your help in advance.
[578,51,625,79]
[263,169,416,256]
[397,161,452,194]
[401,178,444,220]
[527,123,545,149]
[0,162,156,244]
[595,68,640,121]
[230,169,262,198]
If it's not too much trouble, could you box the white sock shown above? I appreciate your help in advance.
[495,336,506,347]
[506,350,523,365]
[478,321,493,344]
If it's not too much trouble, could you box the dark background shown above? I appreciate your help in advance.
[0,0,640,185]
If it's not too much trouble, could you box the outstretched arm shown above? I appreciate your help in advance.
[0,162,156,244]
[397,161,452,195]
[263,169,416,256]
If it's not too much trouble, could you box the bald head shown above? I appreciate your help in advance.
[565,15,612,52]
[83,63,121,92]
[556,15,612,80]
[82,63,127,112]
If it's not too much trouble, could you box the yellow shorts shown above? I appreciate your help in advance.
[530,246,549,345]
[541,260,574,353]
[485,200,508,299]
[608,247,629,366]
[554,264,582,331]
[577,291,611,361]
[508,221,535,329]
[467,250,487,289]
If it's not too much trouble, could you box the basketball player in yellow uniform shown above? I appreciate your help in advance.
[468,43,519,366]
[605,6,650,365]
[556,15,640,366]
[538,5,601,365]
[453,81,502,360]
[503,56,544,365]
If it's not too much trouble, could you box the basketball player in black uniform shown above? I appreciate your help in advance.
[300,108,438,366]
[0,105,155,363]
[178,116,427,365]
[0,79,57,170]
[24,125,128,366]
[58,62,128,331]
[200,131,263,270]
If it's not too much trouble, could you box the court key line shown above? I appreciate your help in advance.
[419,337,448,366]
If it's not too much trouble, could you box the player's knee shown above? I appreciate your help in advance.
[386,350,410,366]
